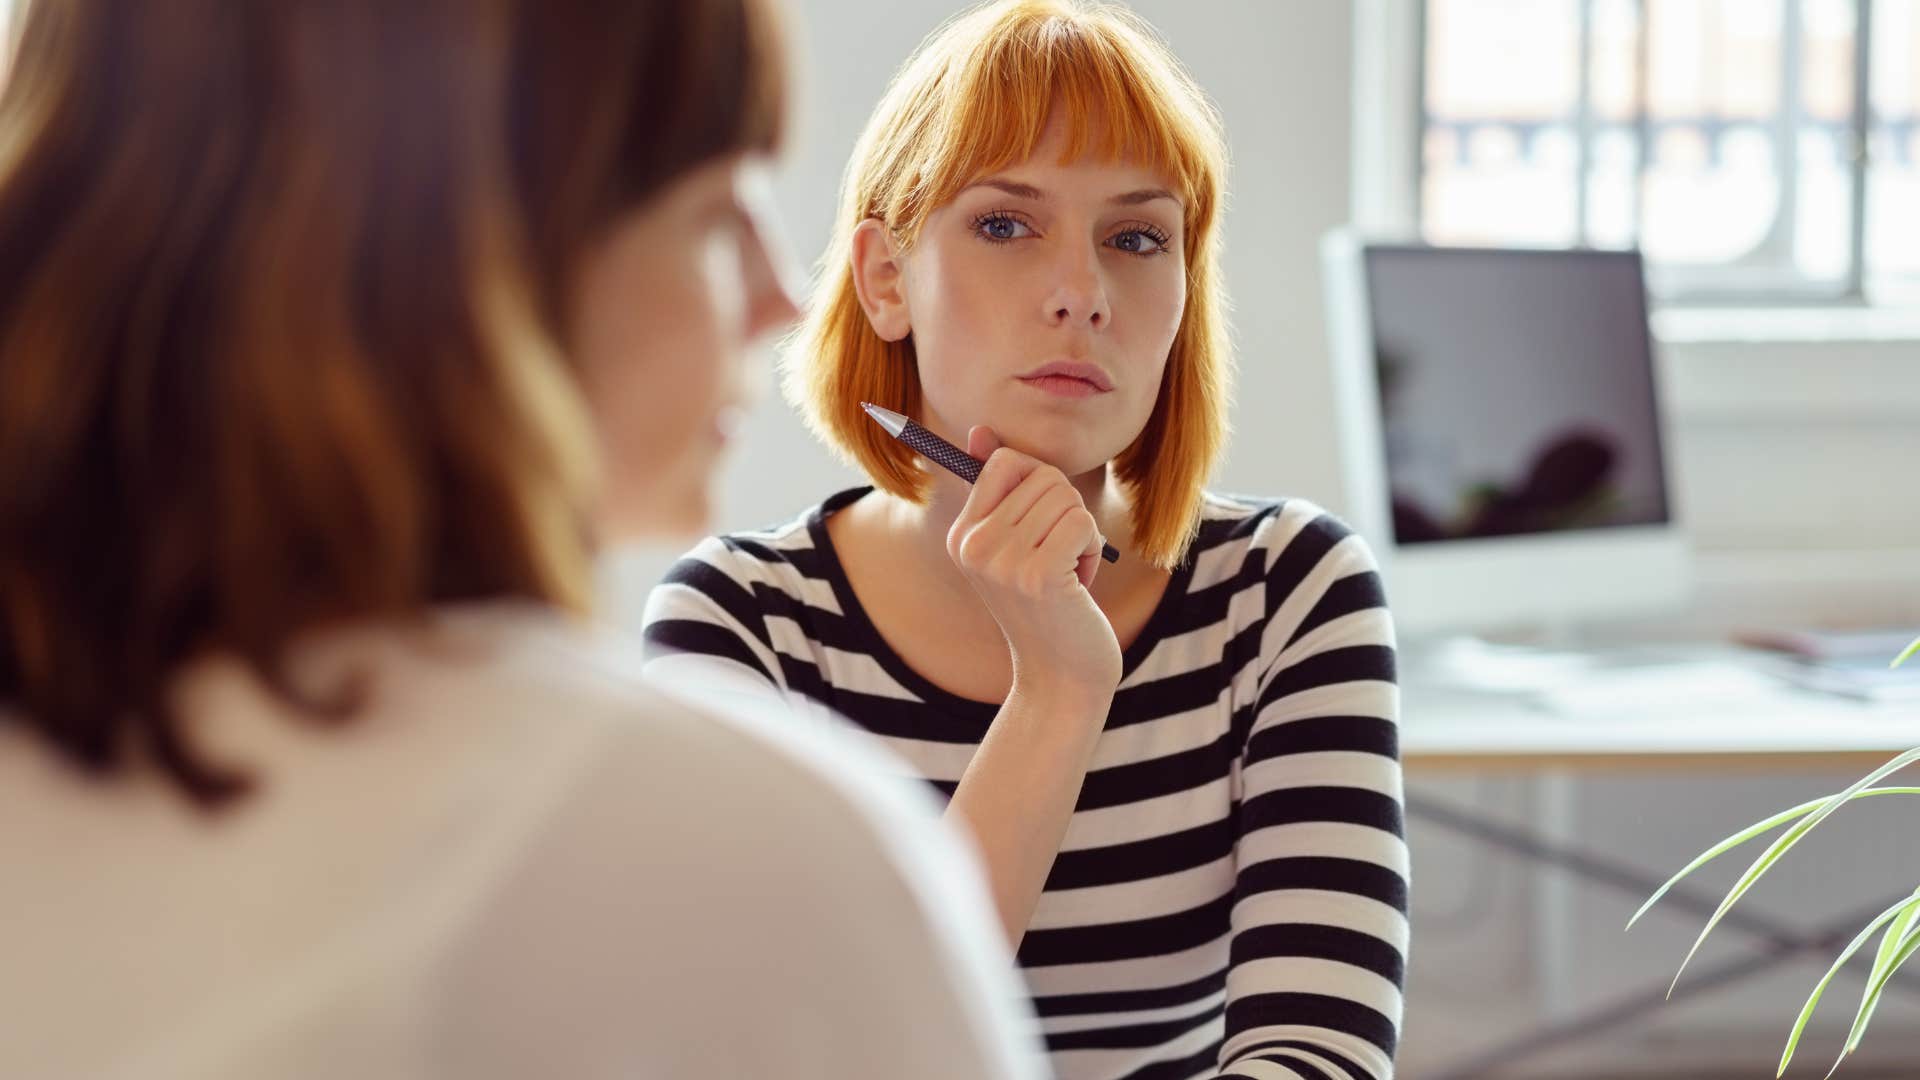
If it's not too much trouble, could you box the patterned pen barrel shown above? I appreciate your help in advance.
[860,401,1121,564]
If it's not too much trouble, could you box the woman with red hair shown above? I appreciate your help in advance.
[646,3,1410,1077]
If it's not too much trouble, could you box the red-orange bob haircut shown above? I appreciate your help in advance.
[785,0,1233,569]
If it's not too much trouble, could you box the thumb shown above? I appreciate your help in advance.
[965,424,1003,462]
[1074,550,1100,590]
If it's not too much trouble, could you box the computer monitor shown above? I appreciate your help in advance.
[1321,233,1689,638]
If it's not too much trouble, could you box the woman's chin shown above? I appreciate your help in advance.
[1001,433,1120,480]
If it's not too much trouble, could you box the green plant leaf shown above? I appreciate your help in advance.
[1848,915,1920,1052]
[1826,919,1920,1078]
[1626,786,1920,931]
[1775,890,1920,1077]
[1893,636,1920,670]
[1664,748,1920,995]
[1849,885,1920,1060]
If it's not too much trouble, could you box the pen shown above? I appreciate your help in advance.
[860,402,1121,564]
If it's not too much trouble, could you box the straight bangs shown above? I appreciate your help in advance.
[883,2,1221,251]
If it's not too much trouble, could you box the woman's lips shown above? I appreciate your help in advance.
[1015,360,1114,399]
[1018,374,1106,399]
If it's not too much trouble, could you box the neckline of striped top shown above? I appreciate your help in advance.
[803,486,1203,715]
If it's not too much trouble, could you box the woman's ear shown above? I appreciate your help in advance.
[849,217,912,342]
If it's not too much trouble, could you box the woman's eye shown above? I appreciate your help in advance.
[973,214,1033,243]
[1109,229,1170,255]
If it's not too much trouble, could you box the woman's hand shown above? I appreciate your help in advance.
[945,426,1122,702]
[941,425,1122,945]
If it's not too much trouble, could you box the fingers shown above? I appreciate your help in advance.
[954,483,1102,598]
[954,427,1035,524]
[964,425,1002,461]
[944,427,1105,594]
[1073,550,1100,589]
[1011,484,1104,573]
[1034,501,1101,575]
[949,463,1053,571]
[948,426,1043,563]
[956,458,1069,542]
[1013,484,1083,548]
[1024,489,1103,590]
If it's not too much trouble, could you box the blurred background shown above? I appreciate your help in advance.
[10,2,1915,1077]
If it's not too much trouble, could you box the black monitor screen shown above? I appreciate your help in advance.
[1363,246,1672,546]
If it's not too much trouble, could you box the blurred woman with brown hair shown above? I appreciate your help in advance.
[0,1,1043,1076]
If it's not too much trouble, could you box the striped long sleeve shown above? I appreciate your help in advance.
[1213,510,1407,1080]
[640,487,1408,1080]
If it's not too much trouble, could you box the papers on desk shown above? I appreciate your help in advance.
[1406,636,1920,725]
[1531,660,1791,718]
[1734,625,1920,661]
[1407,638,1603,694]
[1736,625,1920,703]
[1767,655,1920,703]
[1402,641,1920,756]
[1531,659,1920,718]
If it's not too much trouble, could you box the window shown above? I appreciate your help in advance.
[1420,0,1919,303]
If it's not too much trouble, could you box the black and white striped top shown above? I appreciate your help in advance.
[641,487,1409,1080]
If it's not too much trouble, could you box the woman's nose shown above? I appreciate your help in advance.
[1044,244,1109,329]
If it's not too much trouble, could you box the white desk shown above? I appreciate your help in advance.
[1398,647,1920,1079]
[1404,669,1920,769]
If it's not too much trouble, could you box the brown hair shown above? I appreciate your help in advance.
[786,0,1231,569]
[0,0,785,805]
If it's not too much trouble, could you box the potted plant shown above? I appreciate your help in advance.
[1631,637,1920,1078]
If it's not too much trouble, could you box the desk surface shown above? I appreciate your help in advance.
[1401,648,1920,770]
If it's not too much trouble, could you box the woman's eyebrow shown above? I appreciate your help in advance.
[962,178,1047,200]
[1110,187,1179,207]
[959,178,1181,208]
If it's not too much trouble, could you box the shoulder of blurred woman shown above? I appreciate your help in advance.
[1,598,919,821]
[347,598,949,833]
